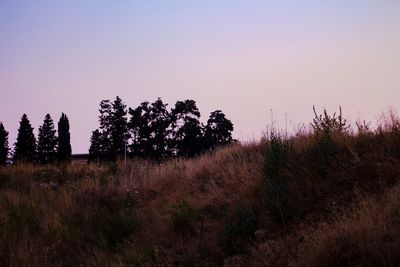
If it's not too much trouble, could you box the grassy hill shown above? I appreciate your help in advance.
[1,112,400,266]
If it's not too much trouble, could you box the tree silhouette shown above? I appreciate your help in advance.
[89,96,128,161]
[128,101,152,158]
[89,129,103,162]
[37,114,57,164]
[0,122,9,165]
[149,98,172,161]
[171,100,203,157]
[110,96,129,159]
[14,114,37,163]
[57,113,72,162]
[203,110,234,150]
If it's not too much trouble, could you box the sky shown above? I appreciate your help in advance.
[1,1,400,153]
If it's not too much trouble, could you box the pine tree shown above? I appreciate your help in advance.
[171,100,203,157]
[110,96,128,159]
[57,113,72,162]
[37,114,57,164]
[89,96,128,161]
[203,110,234,150]
[89,129,102,162]
[0,122,9,165]
[14,114,37,163]
[129,101,152,158]
[149,98,172,161]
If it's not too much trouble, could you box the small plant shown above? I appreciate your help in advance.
[224,206,258,256]
[264,131,294,224]
[310,106,349,177]
[170,200,198,259]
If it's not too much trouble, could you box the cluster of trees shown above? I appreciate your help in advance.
[89,97,234,162]
[0,113,72,165]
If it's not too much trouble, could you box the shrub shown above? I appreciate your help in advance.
[223,206,258,256]
[310,106,349,177]
[170,200,198,237]
[264,131,294,224]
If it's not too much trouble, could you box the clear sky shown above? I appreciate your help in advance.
[1,1,400,153]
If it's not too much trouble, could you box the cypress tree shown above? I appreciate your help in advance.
[14,114,37,163]
[0,122,9,165]
[57,113,72,162]
[37,114,57,164]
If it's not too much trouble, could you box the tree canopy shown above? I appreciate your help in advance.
[90,96,234,162]
[37,114,57,164]
[57,113,72,162]
[14,114,37,163]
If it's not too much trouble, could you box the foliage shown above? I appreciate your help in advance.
[57,113,72,162]
[0,122,9,165]
[203,110,234,150]
[264,131,294,224]
[170,200,198,237]
[310,106,349,177]
[224,206,258,256]
[170,99,203,157]
[37,114,57,164]
[90,96,129,161]
[14,114,37,163]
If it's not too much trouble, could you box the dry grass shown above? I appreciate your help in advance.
[1,113,400,266]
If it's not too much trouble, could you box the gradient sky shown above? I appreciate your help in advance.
[1,1,400,153]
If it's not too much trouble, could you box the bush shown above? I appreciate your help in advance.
[310,106,349,177]
[170,200,198,237]
[264,131,294,224]
[223,206,258,256]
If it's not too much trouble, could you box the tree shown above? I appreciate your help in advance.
[110,96,129,159]
[128,101,152,158]
[14,114,37,163]
[57,113,72,162]
[37,114,57,164]
[89,96,128,161]
[171,100,203,157]
[89,129,102,162]
[0,122,9,165]
[203,110,234,150]
[148,98,172,161]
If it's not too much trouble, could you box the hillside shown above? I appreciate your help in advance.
[1,114,400,266]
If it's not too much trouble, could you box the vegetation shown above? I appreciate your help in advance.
[13,114,37,163]
[0,108,400,266]
[57,113,72,163]
[37,114,57,164]
[0,122,9,165]
[91,96,234,162]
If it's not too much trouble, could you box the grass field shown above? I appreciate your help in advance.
[1,112,400,266]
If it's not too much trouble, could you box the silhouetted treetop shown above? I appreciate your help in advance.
[58,113,72,162]
[14,114,36,163]
[0,122,9,165]
[37,114,57,164]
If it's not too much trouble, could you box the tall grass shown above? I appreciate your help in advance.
[0,110,400,266]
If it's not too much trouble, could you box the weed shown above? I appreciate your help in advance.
[264,131,294,224]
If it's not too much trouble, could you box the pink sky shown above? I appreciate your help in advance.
[1,1,400,153]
